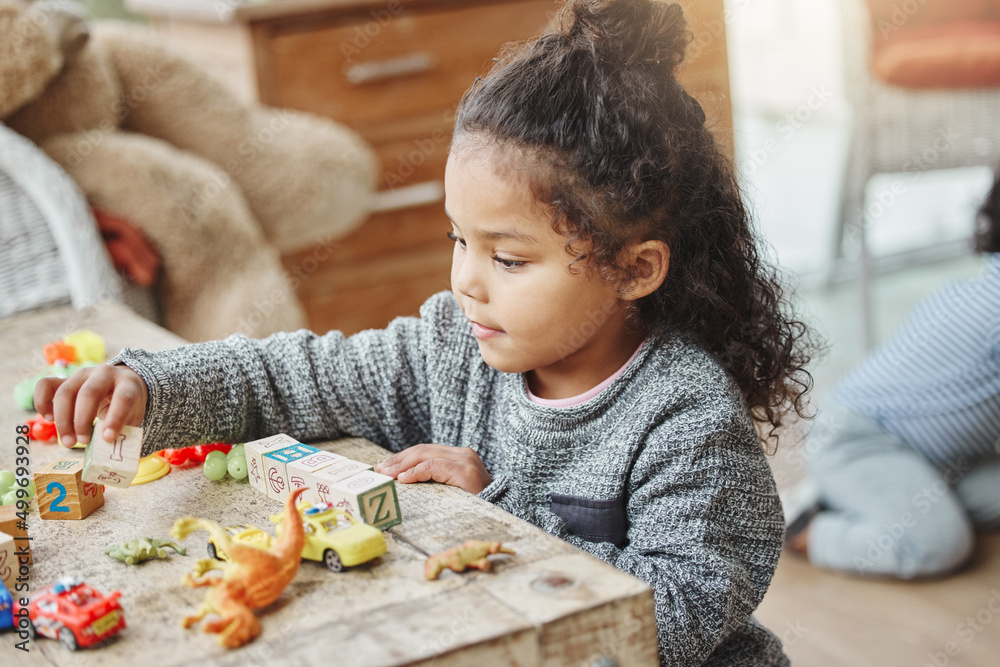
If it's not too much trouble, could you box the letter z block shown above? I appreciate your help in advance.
[35,459,104,520]
[326,470,401,531]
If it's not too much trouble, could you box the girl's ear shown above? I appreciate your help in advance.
[620,240,670,300]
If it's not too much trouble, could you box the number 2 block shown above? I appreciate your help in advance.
[35,459,104,520]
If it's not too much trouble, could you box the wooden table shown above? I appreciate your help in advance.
[0,304,659,666]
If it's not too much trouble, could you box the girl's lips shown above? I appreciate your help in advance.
[471,322,505,340]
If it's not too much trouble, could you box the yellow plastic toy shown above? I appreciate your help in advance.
[171,487,307,648]
[131,455,170,485]
[271,501,386,572]
[62,330,106,364]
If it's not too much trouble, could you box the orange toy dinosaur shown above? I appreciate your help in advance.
[424,540,516,581]
[171,487,308,648]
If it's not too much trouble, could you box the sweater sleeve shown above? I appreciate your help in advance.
[109,293,457,457]
[478,425,785,667]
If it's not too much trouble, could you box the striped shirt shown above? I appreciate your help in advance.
[835,254,1000,466]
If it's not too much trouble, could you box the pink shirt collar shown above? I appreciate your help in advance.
[526,339,647,408]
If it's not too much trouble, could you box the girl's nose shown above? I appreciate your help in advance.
[451,249,487,302]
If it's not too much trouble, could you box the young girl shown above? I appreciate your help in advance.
[37,0,813,664]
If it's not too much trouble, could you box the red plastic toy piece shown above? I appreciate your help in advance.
[43,342,77,366]
[16,577,126,650]
[25,415,57,443]
[157,443,233,466]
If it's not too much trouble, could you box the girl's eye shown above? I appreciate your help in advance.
[493,256,525,270]
[446,231,466,248]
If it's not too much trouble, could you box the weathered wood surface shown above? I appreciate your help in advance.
[0,304,658,666]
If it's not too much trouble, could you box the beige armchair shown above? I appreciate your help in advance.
[0,122,139,319]
[833,0,1000,346]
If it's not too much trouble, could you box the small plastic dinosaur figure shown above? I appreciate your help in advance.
[424,540,516,580]
[105,537,186,565]
[171,487,307,649]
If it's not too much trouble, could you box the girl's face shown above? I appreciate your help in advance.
[445,146,642,395]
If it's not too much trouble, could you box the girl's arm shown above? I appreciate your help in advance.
[109,294,454,457]
[478,426,784,666]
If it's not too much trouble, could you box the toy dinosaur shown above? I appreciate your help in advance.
[424,540,516,581]
[105,537,185,565]
[171,487,307,649]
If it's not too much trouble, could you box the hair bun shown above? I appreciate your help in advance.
[559,0,690,72]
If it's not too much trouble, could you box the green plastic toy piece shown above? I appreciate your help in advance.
[105,538,186,565]
[0,471,35,506]
[13,364,81,411]
[203,450,228,480]
[13,378,36,411]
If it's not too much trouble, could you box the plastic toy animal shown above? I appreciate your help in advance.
[171,487,307,648]
[424,540,516,581]
[105,538,185,565]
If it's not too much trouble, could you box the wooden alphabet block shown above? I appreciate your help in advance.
[303,459,373,507]
[0,504,31,565]
[317,469,401,531]
[286,450,346,495]
[244,434,302,496]
[34,459,104,520]
[262,443,319,502]
[82,421,143,488]
[0,532,15,591]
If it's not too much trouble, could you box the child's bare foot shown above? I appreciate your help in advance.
[779,476,820,560]
[785,524,810,558]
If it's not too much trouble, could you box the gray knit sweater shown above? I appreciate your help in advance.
[113,291,788,666]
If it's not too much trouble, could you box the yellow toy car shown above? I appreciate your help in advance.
[207,504,386,573]
[271,501,386,572]
[206,524,273,561]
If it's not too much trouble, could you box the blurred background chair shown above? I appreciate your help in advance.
[0,122,150,320]
[833,0,1000,347]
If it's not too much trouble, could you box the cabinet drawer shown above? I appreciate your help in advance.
[258,0,554,141]
[298,247,454,335]
[285,202,451,282]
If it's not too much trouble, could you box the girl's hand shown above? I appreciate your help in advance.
[375,444,492,494]
[34,365,148,449]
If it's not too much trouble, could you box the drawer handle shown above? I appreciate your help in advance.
[370,181,444,212]
[345,52,438,85]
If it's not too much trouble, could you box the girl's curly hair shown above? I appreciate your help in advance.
[454,0,817,446]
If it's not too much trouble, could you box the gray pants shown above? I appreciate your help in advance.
[806,403,1000,578]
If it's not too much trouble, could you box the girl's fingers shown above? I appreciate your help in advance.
[376,445,491,493]
[375,445,429,474]
[72,370,115,446]
[34,377,66,423]
[100,381,142,442]
[376,444,470,474]
[398,459,458,486]
[51,371,91,447]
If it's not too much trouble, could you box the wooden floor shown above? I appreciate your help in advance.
[757,534,1000,666]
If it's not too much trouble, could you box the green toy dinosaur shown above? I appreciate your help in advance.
[105,537,186,565]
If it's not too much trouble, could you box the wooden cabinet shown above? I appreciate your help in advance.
[127,0,732,336]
